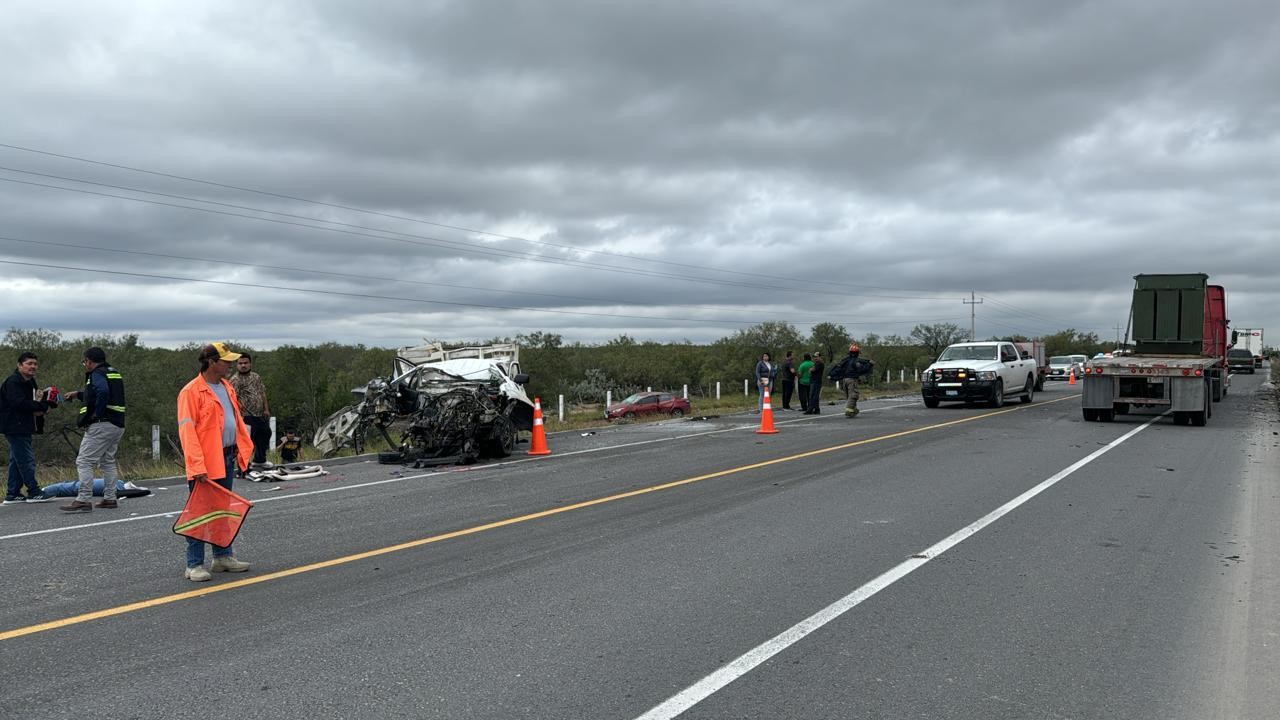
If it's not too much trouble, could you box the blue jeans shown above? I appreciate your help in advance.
[808,382,823,413]
[5,433,38,498]
[185,450,238,568]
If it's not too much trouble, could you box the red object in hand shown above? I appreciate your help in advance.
[44,386,59,404]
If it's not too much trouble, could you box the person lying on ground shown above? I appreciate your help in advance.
[39,478,151,499]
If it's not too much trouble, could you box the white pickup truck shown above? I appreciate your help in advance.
[920,341,1039,408]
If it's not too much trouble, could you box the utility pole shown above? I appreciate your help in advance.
[963,291,983,341]
[1113,324,1123,348]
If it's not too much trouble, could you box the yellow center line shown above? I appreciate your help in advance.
[1,395,1078,642]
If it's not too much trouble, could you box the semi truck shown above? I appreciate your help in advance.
[1081,273,1229,426]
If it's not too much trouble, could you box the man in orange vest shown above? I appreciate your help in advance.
[176,342,254,582]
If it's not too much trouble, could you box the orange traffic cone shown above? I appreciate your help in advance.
[755,386,779,434]
[1068,368,1077,385]
[528,396,551,455]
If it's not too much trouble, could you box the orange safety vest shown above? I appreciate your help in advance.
[176,375,252,480]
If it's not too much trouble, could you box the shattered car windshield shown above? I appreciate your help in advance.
[620,393,646,404]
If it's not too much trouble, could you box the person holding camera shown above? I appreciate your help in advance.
[1,351,56,504]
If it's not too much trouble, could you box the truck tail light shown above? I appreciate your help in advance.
[1194,369,1203,377]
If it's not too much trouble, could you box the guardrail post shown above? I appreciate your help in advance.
[716,381,721,400]
[744,379,748,396]
[152,424,160,460]
[558,394,564,422]
[682,384,688,399]
[647,386,652,392]
[900,369,905,382]
[269,416,277,450]
[606,390,612,408]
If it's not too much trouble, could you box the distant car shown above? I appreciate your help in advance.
[1069,354,1089,368]
[1227,349,1256,374]
[1046,356,1082,381]
[605,392,691,420]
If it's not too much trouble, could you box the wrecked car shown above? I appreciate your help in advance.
[313,346,534,466]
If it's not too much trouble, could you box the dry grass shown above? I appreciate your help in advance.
[29,383,923,484]
[542,383,919,432]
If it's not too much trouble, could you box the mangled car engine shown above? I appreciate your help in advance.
[314,364,526,466]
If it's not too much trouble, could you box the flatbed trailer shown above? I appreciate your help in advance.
[1081,273,1229,427]
[1080,355,1218,425]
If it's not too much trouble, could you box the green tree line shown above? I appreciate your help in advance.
[2,322,1107,476]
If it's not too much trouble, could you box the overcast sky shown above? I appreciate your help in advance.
[2,1,1277,350]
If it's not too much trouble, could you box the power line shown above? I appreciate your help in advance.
[979,293,1086,330]
[0,233,947,324]
[0,142,964,299]
[0,172,961,303]
[0,256,968,329]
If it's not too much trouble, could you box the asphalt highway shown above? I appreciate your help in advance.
[1,372,1277,719]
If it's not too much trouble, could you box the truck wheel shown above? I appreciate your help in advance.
[1098,408,1115,422]
[988,380,1004,408]
[1034,375,1045,392]
[1190,410,1207,427]
[1020,375,1035,404]
[923,397,940,408]
[1113,402,1129,415]
[1082,408,1098,422]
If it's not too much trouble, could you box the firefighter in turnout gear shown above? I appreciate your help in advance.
[60,347,127,512]
[828,344,874,418]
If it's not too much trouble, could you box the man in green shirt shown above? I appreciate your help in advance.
[795,353,814,413]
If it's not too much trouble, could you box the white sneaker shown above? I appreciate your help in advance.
[185,566,212,582]
[210,555,250,573]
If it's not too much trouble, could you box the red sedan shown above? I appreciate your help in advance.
[604,392,691,420]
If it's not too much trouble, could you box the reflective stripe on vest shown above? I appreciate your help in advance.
[81,366,127,425]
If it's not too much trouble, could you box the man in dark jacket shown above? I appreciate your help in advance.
[59,347,127,512]
[806,352,825,414]
[829,344,874,417]
[779,351,797,410]
[1,352,55,503]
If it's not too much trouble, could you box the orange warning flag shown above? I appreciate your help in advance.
[172,479,254,549]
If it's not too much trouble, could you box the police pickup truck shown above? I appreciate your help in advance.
[920,341,1039,408]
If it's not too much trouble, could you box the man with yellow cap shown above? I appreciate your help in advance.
[175,342,254,582]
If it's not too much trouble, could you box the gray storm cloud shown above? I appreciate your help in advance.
[2,0,1277,348]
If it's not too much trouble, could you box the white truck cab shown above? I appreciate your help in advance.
[920,341,1038,408]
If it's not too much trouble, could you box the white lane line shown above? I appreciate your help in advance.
[634,413,1164,720]
[0,401,920,543]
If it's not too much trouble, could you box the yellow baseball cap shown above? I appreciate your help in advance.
[202,342,241,362]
